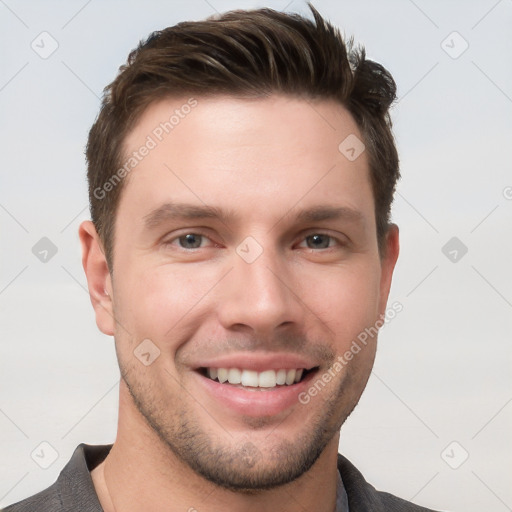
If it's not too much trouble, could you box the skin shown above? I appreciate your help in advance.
[79,94,399,512]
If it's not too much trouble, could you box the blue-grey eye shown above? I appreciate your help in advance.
[178,233,203,249]
[305,234,331,249]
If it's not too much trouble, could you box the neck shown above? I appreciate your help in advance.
[92,382,341,512]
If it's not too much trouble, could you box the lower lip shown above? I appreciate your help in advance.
[193,370,317,417]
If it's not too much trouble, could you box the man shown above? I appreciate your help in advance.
[3,4,441,511]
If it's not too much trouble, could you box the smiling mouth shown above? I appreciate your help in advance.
[197,366,319,390]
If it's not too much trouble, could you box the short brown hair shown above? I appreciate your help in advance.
[86,3,399,271]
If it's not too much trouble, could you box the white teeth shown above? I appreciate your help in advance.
[258,370,277,388]
[205,367,307,388]
[285,369,296,385]
[241,370,259,387]
[227,368,242,384]
[276,369,287,385]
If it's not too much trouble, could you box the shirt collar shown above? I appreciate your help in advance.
[335,469,350,512]
[72,444,350,511]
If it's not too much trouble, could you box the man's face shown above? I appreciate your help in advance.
[99,94,397,490]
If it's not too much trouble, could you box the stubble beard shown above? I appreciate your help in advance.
[119,358,366,493]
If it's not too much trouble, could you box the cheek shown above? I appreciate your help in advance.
[113,252,382,353]
[113,262,218,339]
[303,262,381,347]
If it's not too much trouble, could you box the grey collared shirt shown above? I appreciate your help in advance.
[336,470,350,512]
[2,444,440,511]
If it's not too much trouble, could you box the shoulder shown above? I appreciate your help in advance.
[1,481,62,512]
[337,453,441,511]
[1,444,111,512]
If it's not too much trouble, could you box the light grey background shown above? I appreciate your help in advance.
[1,1,511,510]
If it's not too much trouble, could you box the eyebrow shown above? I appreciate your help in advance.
[143,201,364,230]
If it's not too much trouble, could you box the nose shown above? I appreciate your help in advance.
[216,242,305,336]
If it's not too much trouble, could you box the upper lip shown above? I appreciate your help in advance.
[193,353,320,372]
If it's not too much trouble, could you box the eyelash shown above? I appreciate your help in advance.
[163,231,346,251]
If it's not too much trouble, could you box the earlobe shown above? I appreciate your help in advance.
[78,220,115,336]
[378,224,400,315]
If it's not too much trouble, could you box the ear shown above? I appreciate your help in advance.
[78,220,115,336]
[378,223,400,316]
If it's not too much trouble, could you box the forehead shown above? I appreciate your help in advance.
[118,94,373,229]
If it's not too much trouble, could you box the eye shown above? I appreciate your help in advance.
[166,233,210,250]
[163,231,344,252]
[298,233,342,250]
